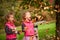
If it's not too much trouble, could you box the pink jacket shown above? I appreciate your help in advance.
[5,21,16,39]
[23,21,34,36]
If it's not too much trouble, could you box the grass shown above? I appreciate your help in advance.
[38,22,56,40]
[0,22,56,40]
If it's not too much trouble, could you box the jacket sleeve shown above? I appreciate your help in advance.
[5,25,14,34]
[21,23,25,32]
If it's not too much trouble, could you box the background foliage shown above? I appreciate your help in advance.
[0,0,56,29]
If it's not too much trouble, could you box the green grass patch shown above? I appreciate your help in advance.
[0,22,56,40]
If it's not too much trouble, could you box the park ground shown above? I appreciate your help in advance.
[0,22,56,40]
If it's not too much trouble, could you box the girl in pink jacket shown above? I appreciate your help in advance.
[22,11,36,40]
[5,12,19,40]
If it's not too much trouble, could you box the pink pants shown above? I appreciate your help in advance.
[23,36,36,40]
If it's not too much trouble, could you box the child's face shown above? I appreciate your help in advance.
[9,15,14,21]
[25,12,31,20]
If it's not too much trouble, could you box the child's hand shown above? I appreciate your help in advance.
[18,30,22,34]
[24,27,27,30]
[10,27,14,32]
[15,31,18,34]
[30,36,34,40]
[11,28,16,31]
[11,28,17,33]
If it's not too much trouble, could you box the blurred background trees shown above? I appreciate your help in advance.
[0,0,57,29]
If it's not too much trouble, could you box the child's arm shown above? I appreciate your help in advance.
[22,23,25,32]
[5,25,14,34]
[24,27,27,31]
[5,25,19,34]
[10,28,21,34]
[11,28,18,34]
[22,23,27,32]
[12,29,22,34]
